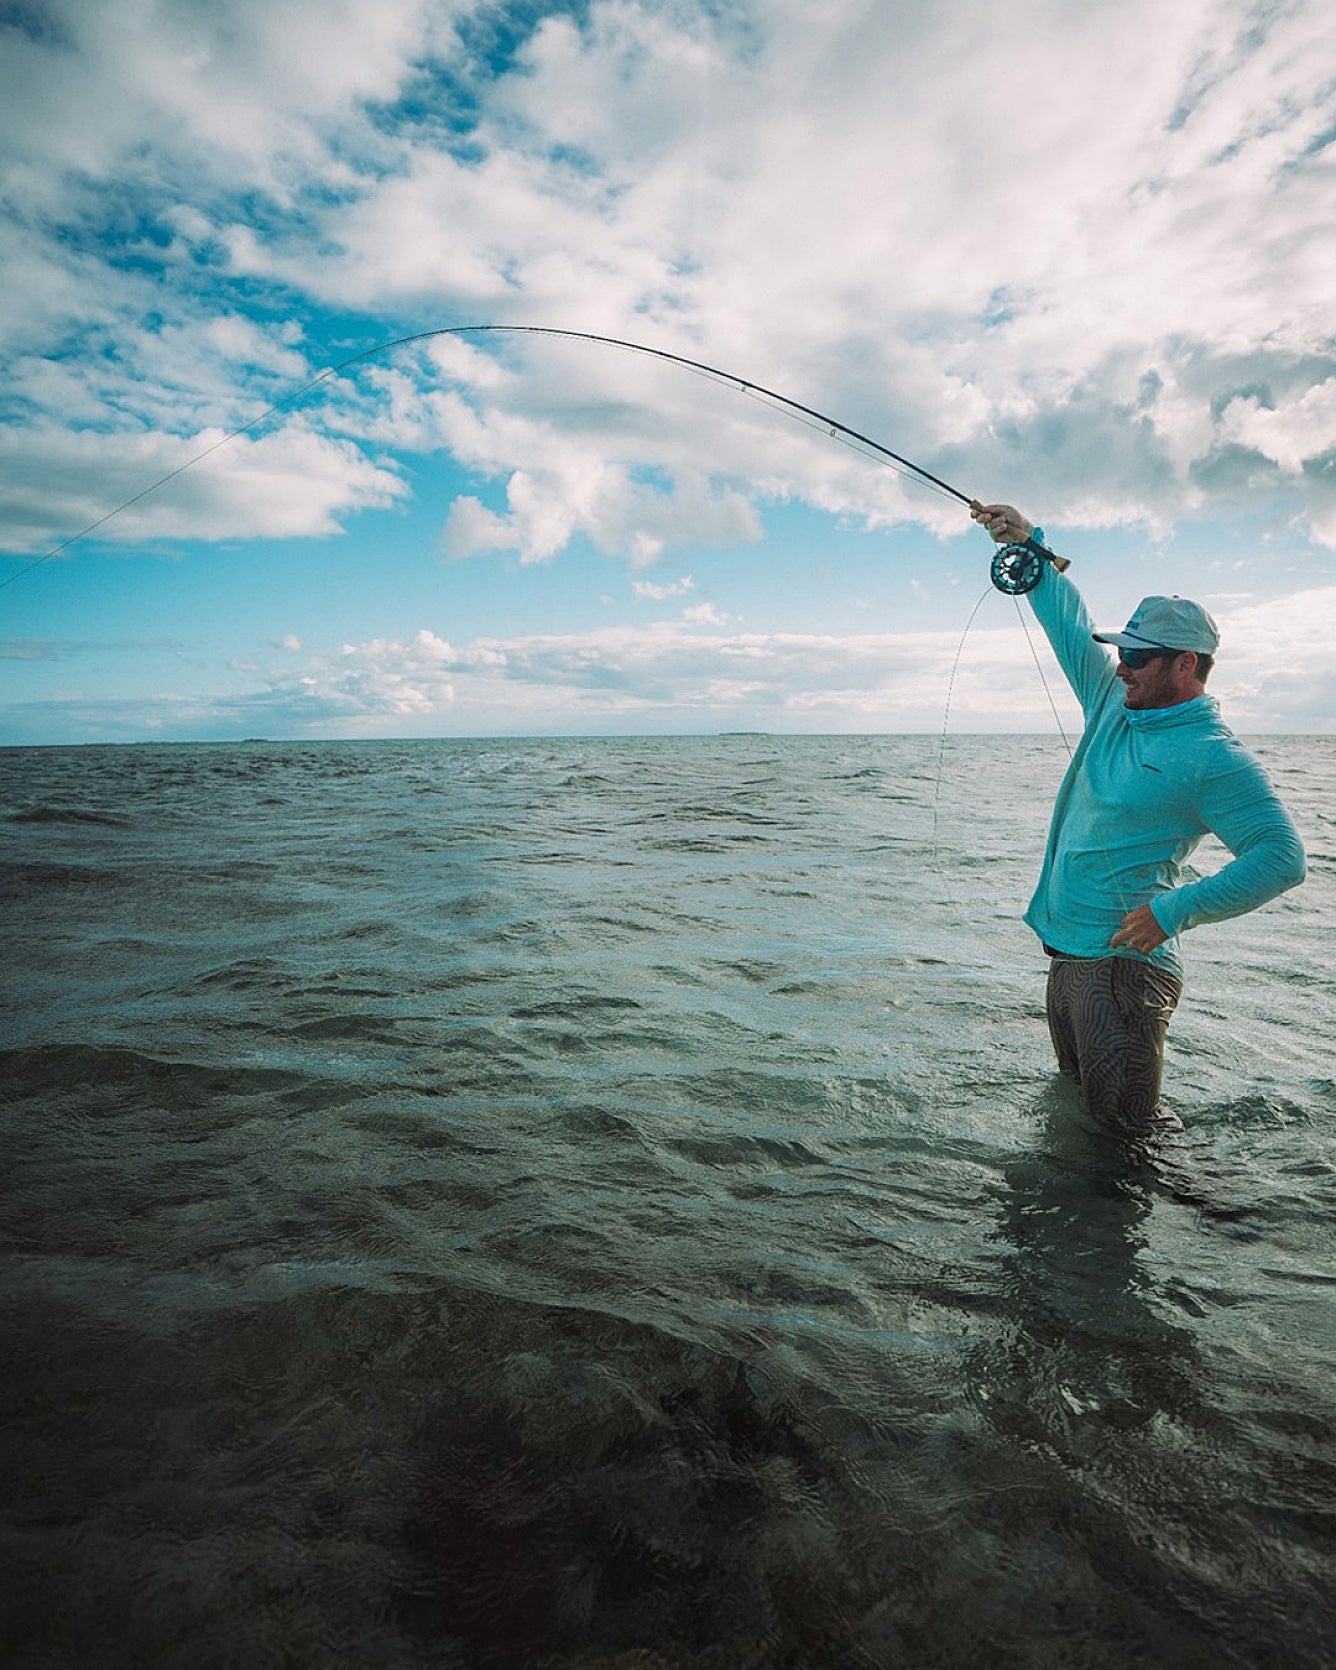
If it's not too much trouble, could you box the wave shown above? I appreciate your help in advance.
[8,804,129,827]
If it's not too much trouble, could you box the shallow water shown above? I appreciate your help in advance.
[2,734,1333,1668]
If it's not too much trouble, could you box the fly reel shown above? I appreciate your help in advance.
[990,541,1046,595]
[989,529,1068,595]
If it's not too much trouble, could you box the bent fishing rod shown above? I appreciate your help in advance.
[2,323,1068,595]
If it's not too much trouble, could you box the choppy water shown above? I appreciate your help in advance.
[2,734,1333,1670]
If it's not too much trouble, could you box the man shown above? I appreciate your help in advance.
[970,502,1306,1139]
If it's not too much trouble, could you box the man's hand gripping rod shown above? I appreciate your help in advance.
[969,500,1070,595]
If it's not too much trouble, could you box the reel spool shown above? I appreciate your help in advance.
[990,541,1046,595]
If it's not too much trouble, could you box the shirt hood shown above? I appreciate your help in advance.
[1124,693,1218,730]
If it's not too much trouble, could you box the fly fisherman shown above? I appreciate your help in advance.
[970,502,1306,1140]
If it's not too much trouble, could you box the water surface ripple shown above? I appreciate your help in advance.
[2,735,1333,1668]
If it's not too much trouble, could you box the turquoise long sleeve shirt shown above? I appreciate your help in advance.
[1023,564,1306,977]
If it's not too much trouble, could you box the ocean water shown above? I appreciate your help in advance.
[2,733,1333,1670]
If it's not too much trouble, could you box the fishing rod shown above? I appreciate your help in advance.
[1,323,1068,594]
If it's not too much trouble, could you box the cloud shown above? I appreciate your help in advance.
[633,575,695,600]
[4,0,1336,572]
[1209,584,1336,729]
[198,589,1336,737]
[85,615,1084,737]
[439,448,762,565]
[1,0,1335,800]
[0,0,448,193]
[0,635,181,661]
[7,580,1334,744]
[337,1,1336,554]
[0,423,406,552]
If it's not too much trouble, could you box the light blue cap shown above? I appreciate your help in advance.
[1093,595,1220,655]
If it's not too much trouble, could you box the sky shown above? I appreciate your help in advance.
[2,0,1334,744]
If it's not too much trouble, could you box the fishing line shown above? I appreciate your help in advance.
[5,318,1159,986]
[931,583,994,871]
[10,318,1083,864]
[932,584,1135,923]
[0,361,354,591]
[1,323,1029,589]
[930,572,1131,920]
[1012,594,1133,917]
[1014,598,1072,756]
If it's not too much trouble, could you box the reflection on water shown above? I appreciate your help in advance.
[972,1093,1204,1450]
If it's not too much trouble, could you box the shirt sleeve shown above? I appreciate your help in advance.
[1025,563,1120,718]
[1150,747,1307,935]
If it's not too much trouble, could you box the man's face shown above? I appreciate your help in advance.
[1117,649,1194,710]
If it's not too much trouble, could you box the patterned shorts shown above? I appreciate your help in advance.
[1044,953,1184,1138]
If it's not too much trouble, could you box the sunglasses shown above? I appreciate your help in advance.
[1117,646,1179,670]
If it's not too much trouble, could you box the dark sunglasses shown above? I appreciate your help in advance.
[1117,646,1179,670]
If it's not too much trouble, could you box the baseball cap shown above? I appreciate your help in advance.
[1092,595,1220,655]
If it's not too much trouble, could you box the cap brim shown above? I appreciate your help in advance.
[1091,630,1167,648]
